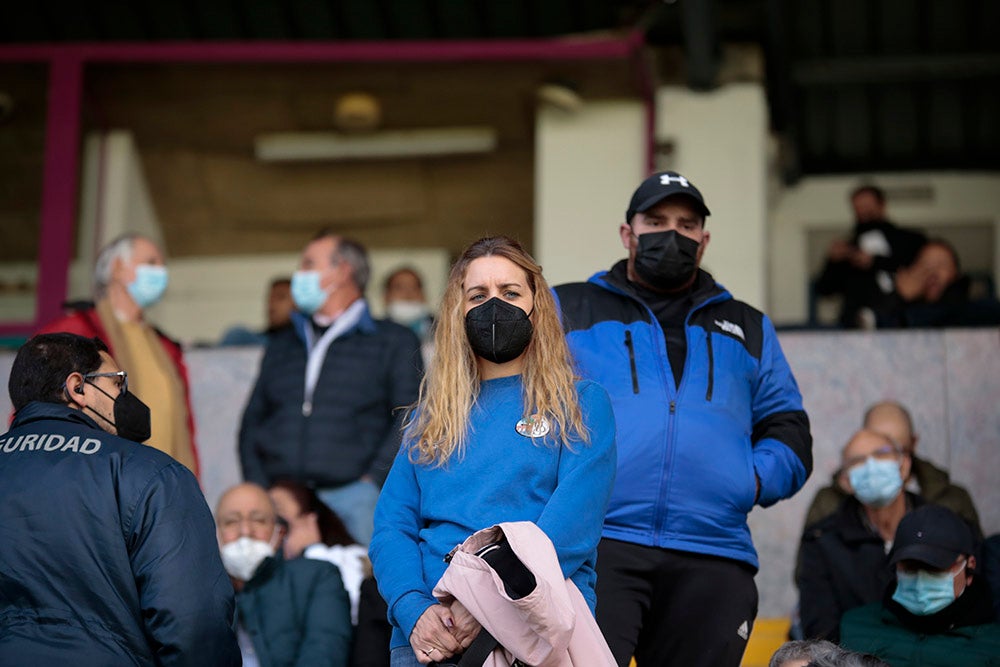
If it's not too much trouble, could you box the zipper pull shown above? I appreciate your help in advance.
[302,400,312,417]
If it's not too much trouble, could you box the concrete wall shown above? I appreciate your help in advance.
[3,328,997,617]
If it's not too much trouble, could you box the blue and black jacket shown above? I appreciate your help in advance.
[555,265,812,568]
[0,402,240,666]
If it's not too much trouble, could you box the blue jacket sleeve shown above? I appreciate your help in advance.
[127,463,241,667]
[750,315,813,507]
[369,330,424,486]
[535,381,617,579]
[239,348,273,487]
[369,449,436,641]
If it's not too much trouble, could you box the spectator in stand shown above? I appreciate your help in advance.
[217,482,352,667]
[35,233,199,475]
[269,479,369,625]
[841,505,1000,665]
[797,429,921,642]
[854,239,1000,329]
[803,401,981,536]
[239,232,423,546]
[383,266,435,367]
[220,277,295,346]
[770,640,890,667]
[815,185,926,327]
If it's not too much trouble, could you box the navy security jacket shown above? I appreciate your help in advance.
[239,305,423,488]
[554,267,812,568]
[0,402,240,667]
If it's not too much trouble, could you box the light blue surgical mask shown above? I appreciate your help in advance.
[848,457,903,507]
[892,560,965,616]
[127,264,169,308]
[291,270,329,315]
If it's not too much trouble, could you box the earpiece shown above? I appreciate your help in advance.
[74,385,85,395]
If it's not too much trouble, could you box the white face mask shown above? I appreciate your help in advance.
[386,300,430,326]
[220,536,275,582]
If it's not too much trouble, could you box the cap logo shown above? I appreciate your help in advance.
[660,174,690,188]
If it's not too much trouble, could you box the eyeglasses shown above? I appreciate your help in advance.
[84,370,128,396]
[842,443,902,472]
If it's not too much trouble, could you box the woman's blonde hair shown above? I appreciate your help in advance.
[406,236,587,466]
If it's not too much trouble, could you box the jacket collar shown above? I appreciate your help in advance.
[10,401,105,433]
[242,552,284,591]
[591,261,729,312]
[290,299,376,344]
[832,492,925,545]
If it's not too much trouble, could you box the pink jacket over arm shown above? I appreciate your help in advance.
[433,522,615,667]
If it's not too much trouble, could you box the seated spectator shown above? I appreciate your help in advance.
[841,505,1000,665]
[35,232,199,475]
[815,185,926,327]
[852,238,1000,329]
[797,429,922,641]
[220,277,294,346]
[770,640,890,667]
[382,265,434,366]
[351,576,392,667]
[803,401,981,535]
[216,482,352,667]
[268,479,369,625]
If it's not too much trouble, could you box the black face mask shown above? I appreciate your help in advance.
[633,229,701,290]
[464,297,533,364]
[85,382,152,443]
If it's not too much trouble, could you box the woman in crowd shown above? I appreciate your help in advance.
[269,480,369,625]
[369,236,617,666]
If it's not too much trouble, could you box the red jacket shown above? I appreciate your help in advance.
[35,307,200,478]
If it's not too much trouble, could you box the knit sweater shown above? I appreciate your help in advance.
[369,376,616,649]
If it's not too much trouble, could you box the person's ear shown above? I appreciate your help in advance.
[899,453,912,482]
[65,372,87,407]
[619,223,633,251]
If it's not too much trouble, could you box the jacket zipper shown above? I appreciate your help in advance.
[624,330,639,394]
[705,329,714,402]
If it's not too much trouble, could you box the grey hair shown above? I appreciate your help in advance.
[93,233,142,299]
[807,650,891,667]
[770,640,841,667]
[332,237,370,292]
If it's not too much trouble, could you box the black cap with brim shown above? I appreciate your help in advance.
[888,505,975,569]
[626,171,711,222]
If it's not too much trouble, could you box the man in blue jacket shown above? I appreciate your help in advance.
[554,171,813,667]
[0,333,240,666]
[239,232,423,546]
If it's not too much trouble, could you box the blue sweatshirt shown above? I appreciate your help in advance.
[369,375,616,649]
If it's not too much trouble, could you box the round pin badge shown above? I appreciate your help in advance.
[515,414,550,438]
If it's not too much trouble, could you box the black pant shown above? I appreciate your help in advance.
[596,538,758,667]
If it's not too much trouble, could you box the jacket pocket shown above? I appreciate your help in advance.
[624,330,639,394]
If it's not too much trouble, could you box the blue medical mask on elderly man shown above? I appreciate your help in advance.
[127,265,169,309]
[291,270,329,315]
[848,456,903,507]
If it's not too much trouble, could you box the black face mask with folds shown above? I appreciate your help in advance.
[464,297,533,364]
[633,229,701,290]
[85,382,152,443]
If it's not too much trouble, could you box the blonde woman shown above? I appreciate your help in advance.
[369,237,616,666]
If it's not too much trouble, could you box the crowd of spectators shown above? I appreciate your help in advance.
[3,175,997,667]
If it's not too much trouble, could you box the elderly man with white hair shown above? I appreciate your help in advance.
[36,232,199,475]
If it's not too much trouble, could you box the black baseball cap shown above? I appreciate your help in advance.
[889,505,975,570]
[625,171,711,223]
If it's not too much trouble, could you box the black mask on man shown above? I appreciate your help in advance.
[85,382,152,443]
[633,229,701,290]
[464,297,533,364]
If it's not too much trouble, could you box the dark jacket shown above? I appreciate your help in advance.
[797,492,925,642]
[0,402,239,666]
[237,555,353,667]
[840,577,1000,666]
[239,305,423,487]
[802,455,983,536]
[555,266,811,569]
